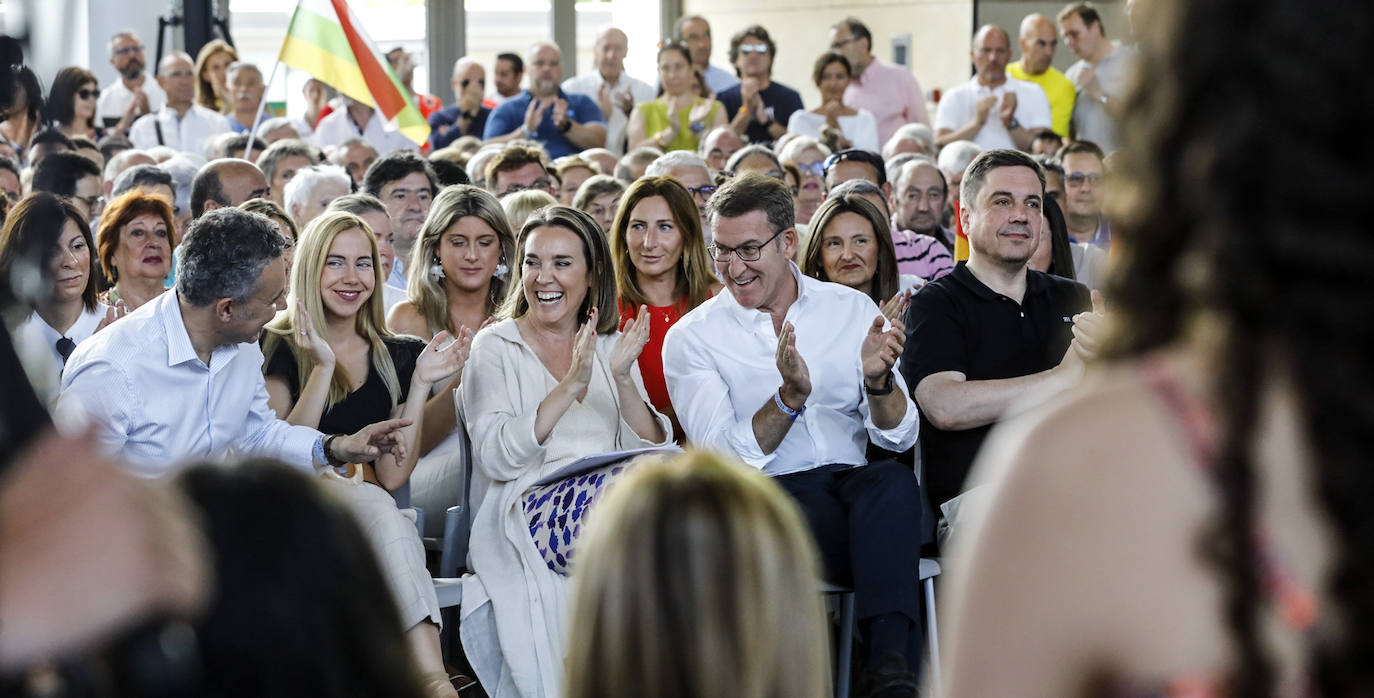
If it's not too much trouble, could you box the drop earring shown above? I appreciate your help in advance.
[494,257,509,280]
[429,259,446,282]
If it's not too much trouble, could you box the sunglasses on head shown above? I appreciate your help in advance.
[738,43,769,55]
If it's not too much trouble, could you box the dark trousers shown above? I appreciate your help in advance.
[776,460,924,625]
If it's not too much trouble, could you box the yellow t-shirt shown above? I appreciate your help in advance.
[1007,62,1075,138]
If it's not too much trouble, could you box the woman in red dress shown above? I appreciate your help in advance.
[609,176,719,442]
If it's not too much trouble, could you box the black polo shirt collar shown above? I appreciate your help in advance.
[946,261,1048,304]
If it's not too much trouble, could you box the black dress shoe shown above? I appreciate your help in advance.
[863,652,918,698]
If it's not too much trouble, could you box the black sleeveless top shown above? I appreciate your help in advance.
[263,335,425,436]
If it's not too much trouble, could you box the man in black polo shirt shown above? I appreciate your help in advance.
[902,148,1099,514]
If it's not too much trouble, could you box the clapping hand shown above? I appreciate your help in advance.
[293,299,335,367]
[775,321,811,408]
[1000,91,1019,127]
[523,98,546,135]
[878,289,912,325]
[975,94,998,125]
[1071,290,1108,361]
[860,314,906,386]
[562,308,599,402]
[413,327,474,388]
[551,98,570,127]
[609,304,650,381]
[94,300,128,333]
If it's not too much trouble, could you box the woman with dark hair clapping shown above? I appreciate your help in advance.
[460,205,670,698]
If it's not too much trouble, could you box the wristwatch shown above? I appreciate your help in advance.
[1007,116,1022,130]
[864,373,896,396]
[321,434,346,467]
[556,118,573,133]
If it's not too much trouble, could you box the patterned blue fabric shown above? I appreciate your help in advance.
[522,463,627,575]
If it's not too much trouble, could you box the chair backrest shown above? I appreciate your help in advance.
[439,384,475,578]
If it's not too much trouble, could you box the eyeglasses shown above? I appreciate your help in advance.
[686,184,716,199]
[1066,172,1103,187]
[55,337,76,365]
[797,161,825,178]
[502,178,553,196]
[460,78,485,88]
[706,227,786,262]
[738,43,770,55]
[77,89,98,100]
[113,44,145,57]
[830,36,858,50]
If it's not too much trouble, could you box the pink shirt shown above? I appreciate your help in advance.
[844,59,930,145]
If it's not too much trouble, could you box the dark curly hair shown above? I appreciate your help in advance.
[1103,0,1373,694]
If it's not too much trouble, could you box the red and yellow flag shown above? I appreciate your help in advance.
[278,0,429,145]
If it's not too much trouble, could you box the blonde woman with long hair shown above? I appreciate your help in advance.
[565,450,831,698]
[260,210,470,698]
[387,185,515,532]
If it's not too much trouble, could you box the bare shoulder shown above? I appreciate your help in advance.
[386,301,426,337]
[943,361,1226,695]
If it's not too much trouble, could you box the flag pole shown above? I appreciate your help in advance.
[242,57,284,160]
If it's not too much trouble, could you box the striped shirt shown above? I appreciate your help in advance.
[891,227,954,282]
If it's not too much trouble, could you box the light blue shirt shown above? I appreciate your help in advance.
[703,64,739,95]
[55,290,322,477]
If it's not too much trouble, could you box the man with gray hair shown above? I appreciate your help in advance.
[159,156,200,241]
[644,150,715,236]
[891,158,957,252]
[56,207,411,477]
[103,148,157,198]
[284,164,351,230]
[97,31,166,127]
[257,138,322,207]
[110,164,175,206]
[328,136,378,187]
[614,146,663,183]
[901,148,1097,514]
[936,139,982,209]
[698,126,744,173]
[128,52,232,155]
[662,171,925,696]
[881,123,935,160]
[253,117,301,145]
[562,27,655,155]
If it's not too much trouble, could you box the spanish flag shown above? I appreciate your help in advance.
[952,199,969,261]
[278,0,430,146]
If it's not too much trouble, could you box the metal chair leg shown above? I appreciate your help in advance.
[836,592,855,698]
[924,576,940,696]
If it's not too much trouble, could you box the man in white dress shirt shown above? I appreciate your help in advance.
[97,32,166,129]
[673,15,740,95]
[127,53,232,156]
[561,27,655,156]
[934,25,1052,152]
[662,172,926,696]
[311,96,419,155]
[56,208,409,477]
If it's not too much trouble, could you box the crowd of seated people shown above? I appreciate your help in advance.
[9,0,1371,697]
